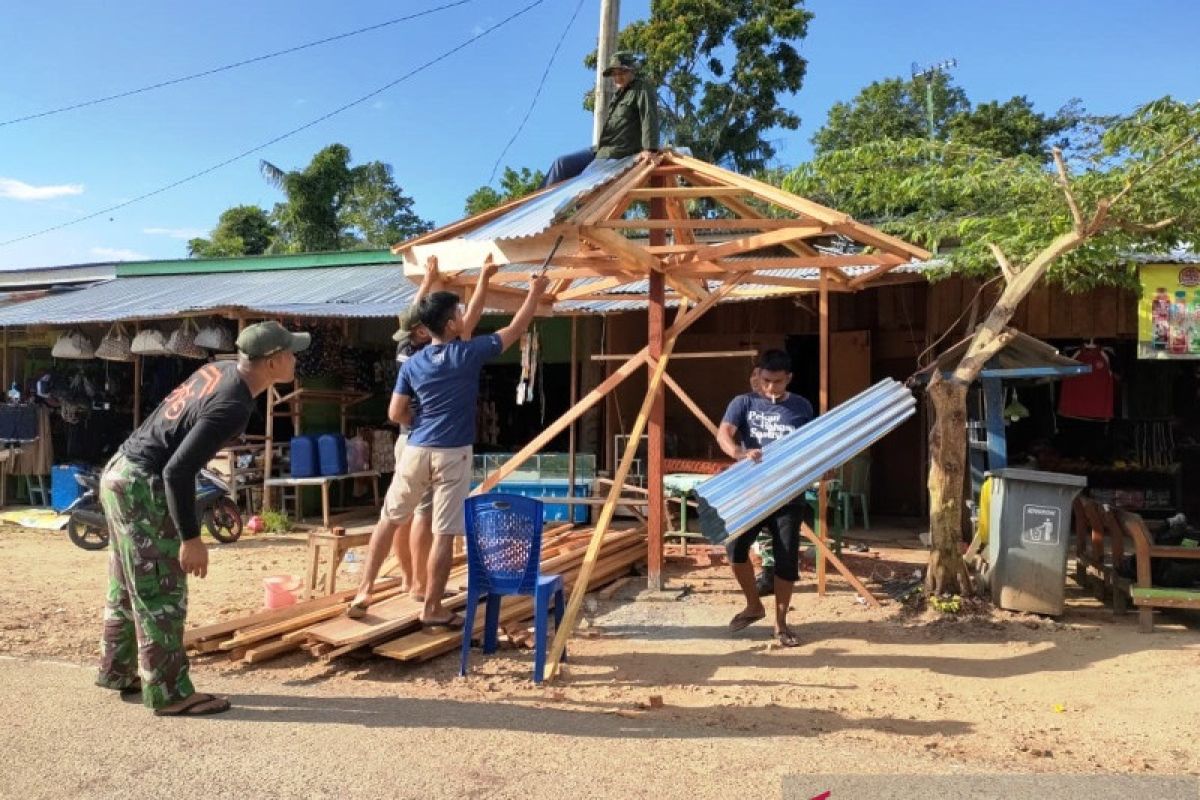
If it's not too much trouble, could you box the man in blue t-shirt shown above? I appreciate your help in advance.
[359,272,547,628]
[716,349,814,648]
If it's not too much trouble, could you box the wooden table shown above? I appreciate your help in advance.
[264,470,380,530]
[303,529,373,599]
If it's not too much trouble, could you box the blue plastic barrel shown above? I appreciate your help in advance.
[318,434,348,476]
[290,436,319,478]
[51,464,88,511]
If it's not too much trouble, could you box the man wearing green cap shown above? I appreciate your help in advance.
[542,50,660,186]
[95,321,309,715]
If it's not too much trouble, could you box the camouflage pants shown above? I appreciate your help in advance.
[96,454,193,709]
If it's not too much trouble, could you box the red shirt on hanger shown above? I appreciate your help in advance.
[1058,345,1115,421]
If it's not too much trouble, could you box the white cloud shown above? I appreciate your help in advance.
[143,226,205,240]
[91,247,149,261]
[0,177,85,201]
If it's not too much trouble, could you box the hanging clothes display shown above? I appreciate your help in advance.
[1058,343,1116,421]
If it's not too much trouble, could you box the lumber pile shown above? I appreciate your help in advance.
[184,523,645,668]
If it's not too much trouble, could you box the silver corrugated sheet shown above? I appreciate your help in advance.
[461,156,637,241]
[0,264,416,326]
[1127,250,1200,264]
[695,379,917,544]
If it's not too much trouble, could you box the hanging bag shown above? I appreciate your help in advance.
[195,320,234,352]
[95,323,133,362]
[131,327,170,356]
[167,319,208,360]
[51,329,95,360]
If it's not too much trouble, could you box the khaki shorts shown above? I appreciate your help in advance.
[382,444,472,535]
[390,434,433,516]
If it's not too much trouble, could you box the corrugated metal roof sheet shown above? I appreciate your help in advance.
[462,156,638,241]
[1127,250,1200,264]
[695,379,917,544]
[0,264,416,326]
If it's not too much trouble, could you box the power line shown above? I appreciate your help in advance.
[487,0,587,183]
[0,0,546,249]
[0,0,475,128]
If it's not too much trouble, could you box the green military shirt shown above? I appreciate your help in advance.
[595,77,659,160]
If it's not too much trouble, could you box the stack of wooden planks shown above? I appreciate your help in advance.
[183,523,645,667]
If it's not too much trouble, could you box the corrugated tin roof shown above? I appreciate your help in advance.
[695,380,917,543]
[0,262,116,291]
[461,156,638,241]
[0,264,416,326]
[1127,250,1200,264]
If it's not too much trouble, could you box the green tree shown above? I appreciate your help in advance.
[586,0,812,173]
[789,98,1200,594]
[811,74,1079,162]
[187,205,277,258]
[464,166,545,216]
[260,144,432,252]
[811,74,968,155]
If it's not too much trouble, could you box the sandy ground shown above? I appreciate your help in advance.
[2,523,1199,800]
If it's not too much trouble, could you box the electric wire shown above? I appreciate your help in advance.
[0,0,546,249]
[487,0,587,184]
[0,0,475,128]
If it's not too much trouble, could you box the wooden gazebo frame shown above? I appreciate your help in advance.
[394,150,930,680]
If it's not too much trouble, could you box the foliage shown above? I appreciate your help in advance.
[464,166,545,216]
[810,74,1081,162]
[784,97,1200,291]
[259,144,432,253]
[260,510,291,534]
[929,594,962,614]
[585,0,812,173]
[811,73,968,155]
[187,205,277,258]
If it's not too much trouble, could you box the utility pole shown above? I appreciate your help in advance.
[911,58,957,140]
[592,0,620,146]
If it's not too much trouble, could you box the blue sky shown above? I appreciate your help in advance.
[1,0,1197,270]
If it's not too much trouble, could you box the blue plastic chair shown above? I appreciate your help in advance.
[459,494,565,683]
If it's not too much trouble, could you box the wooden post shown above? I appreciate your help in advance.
[263,386,276,512]
[546,307,685,680]
[818,269,830,595]
[647,175,667,590]
[2,327,8,392]
[132,355,143,427]
[568,316,578,503]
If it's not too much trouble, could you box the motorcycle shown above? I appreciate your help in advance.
[66,468,243,551]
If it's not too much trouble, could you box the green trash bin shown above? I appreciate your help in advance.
[985,468,1087,616]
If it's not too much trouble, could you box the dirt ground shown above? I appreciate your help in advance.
[2,522,1199,799]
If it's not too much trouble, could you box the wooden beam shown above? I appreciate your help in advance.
[845,258,915,289]
[579,227,661,272]
[594,217,810,230]
[575,157,660,225]
[818,269,830,596]
[800,523,882,608]
[626,186,748,199]
[568,316,578,501]
[553,275,642,302]
[546,305,686,679]
[647,175,668,590]
[662,372,719,438]
[677,227,826,264]
[395,182,558,251]
[662,196,709,301]
[591,349,756,361]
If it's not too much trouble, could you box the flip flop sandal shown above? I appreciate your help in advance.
[775,630,801,648]
[153,692,231,717]
[412,591,454,603]
[345,600,370,619]
[729,610,766,633]
[421,612,465,630]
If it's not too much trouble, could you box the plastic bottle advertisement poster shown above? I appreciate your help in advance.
[1138,264,1200,360]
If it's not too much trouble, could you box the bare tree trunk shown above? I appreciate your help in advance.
[926,375,973,595]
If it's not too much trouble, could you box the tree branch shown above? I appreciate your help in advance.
[1051,147,1085,233]
[988,243,1016,283]
[1113,215,1178,234]
[954,329,1016,385]
[1106,130,1200,214]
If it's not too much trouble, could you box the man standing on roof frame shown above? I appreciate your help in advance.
[349,255,500,616]
[541,51,660,187]
[716,349,814,648]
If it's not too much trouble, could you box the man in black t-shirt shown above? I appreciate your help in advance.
[96,321,309,716]
[716,350,814,648]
